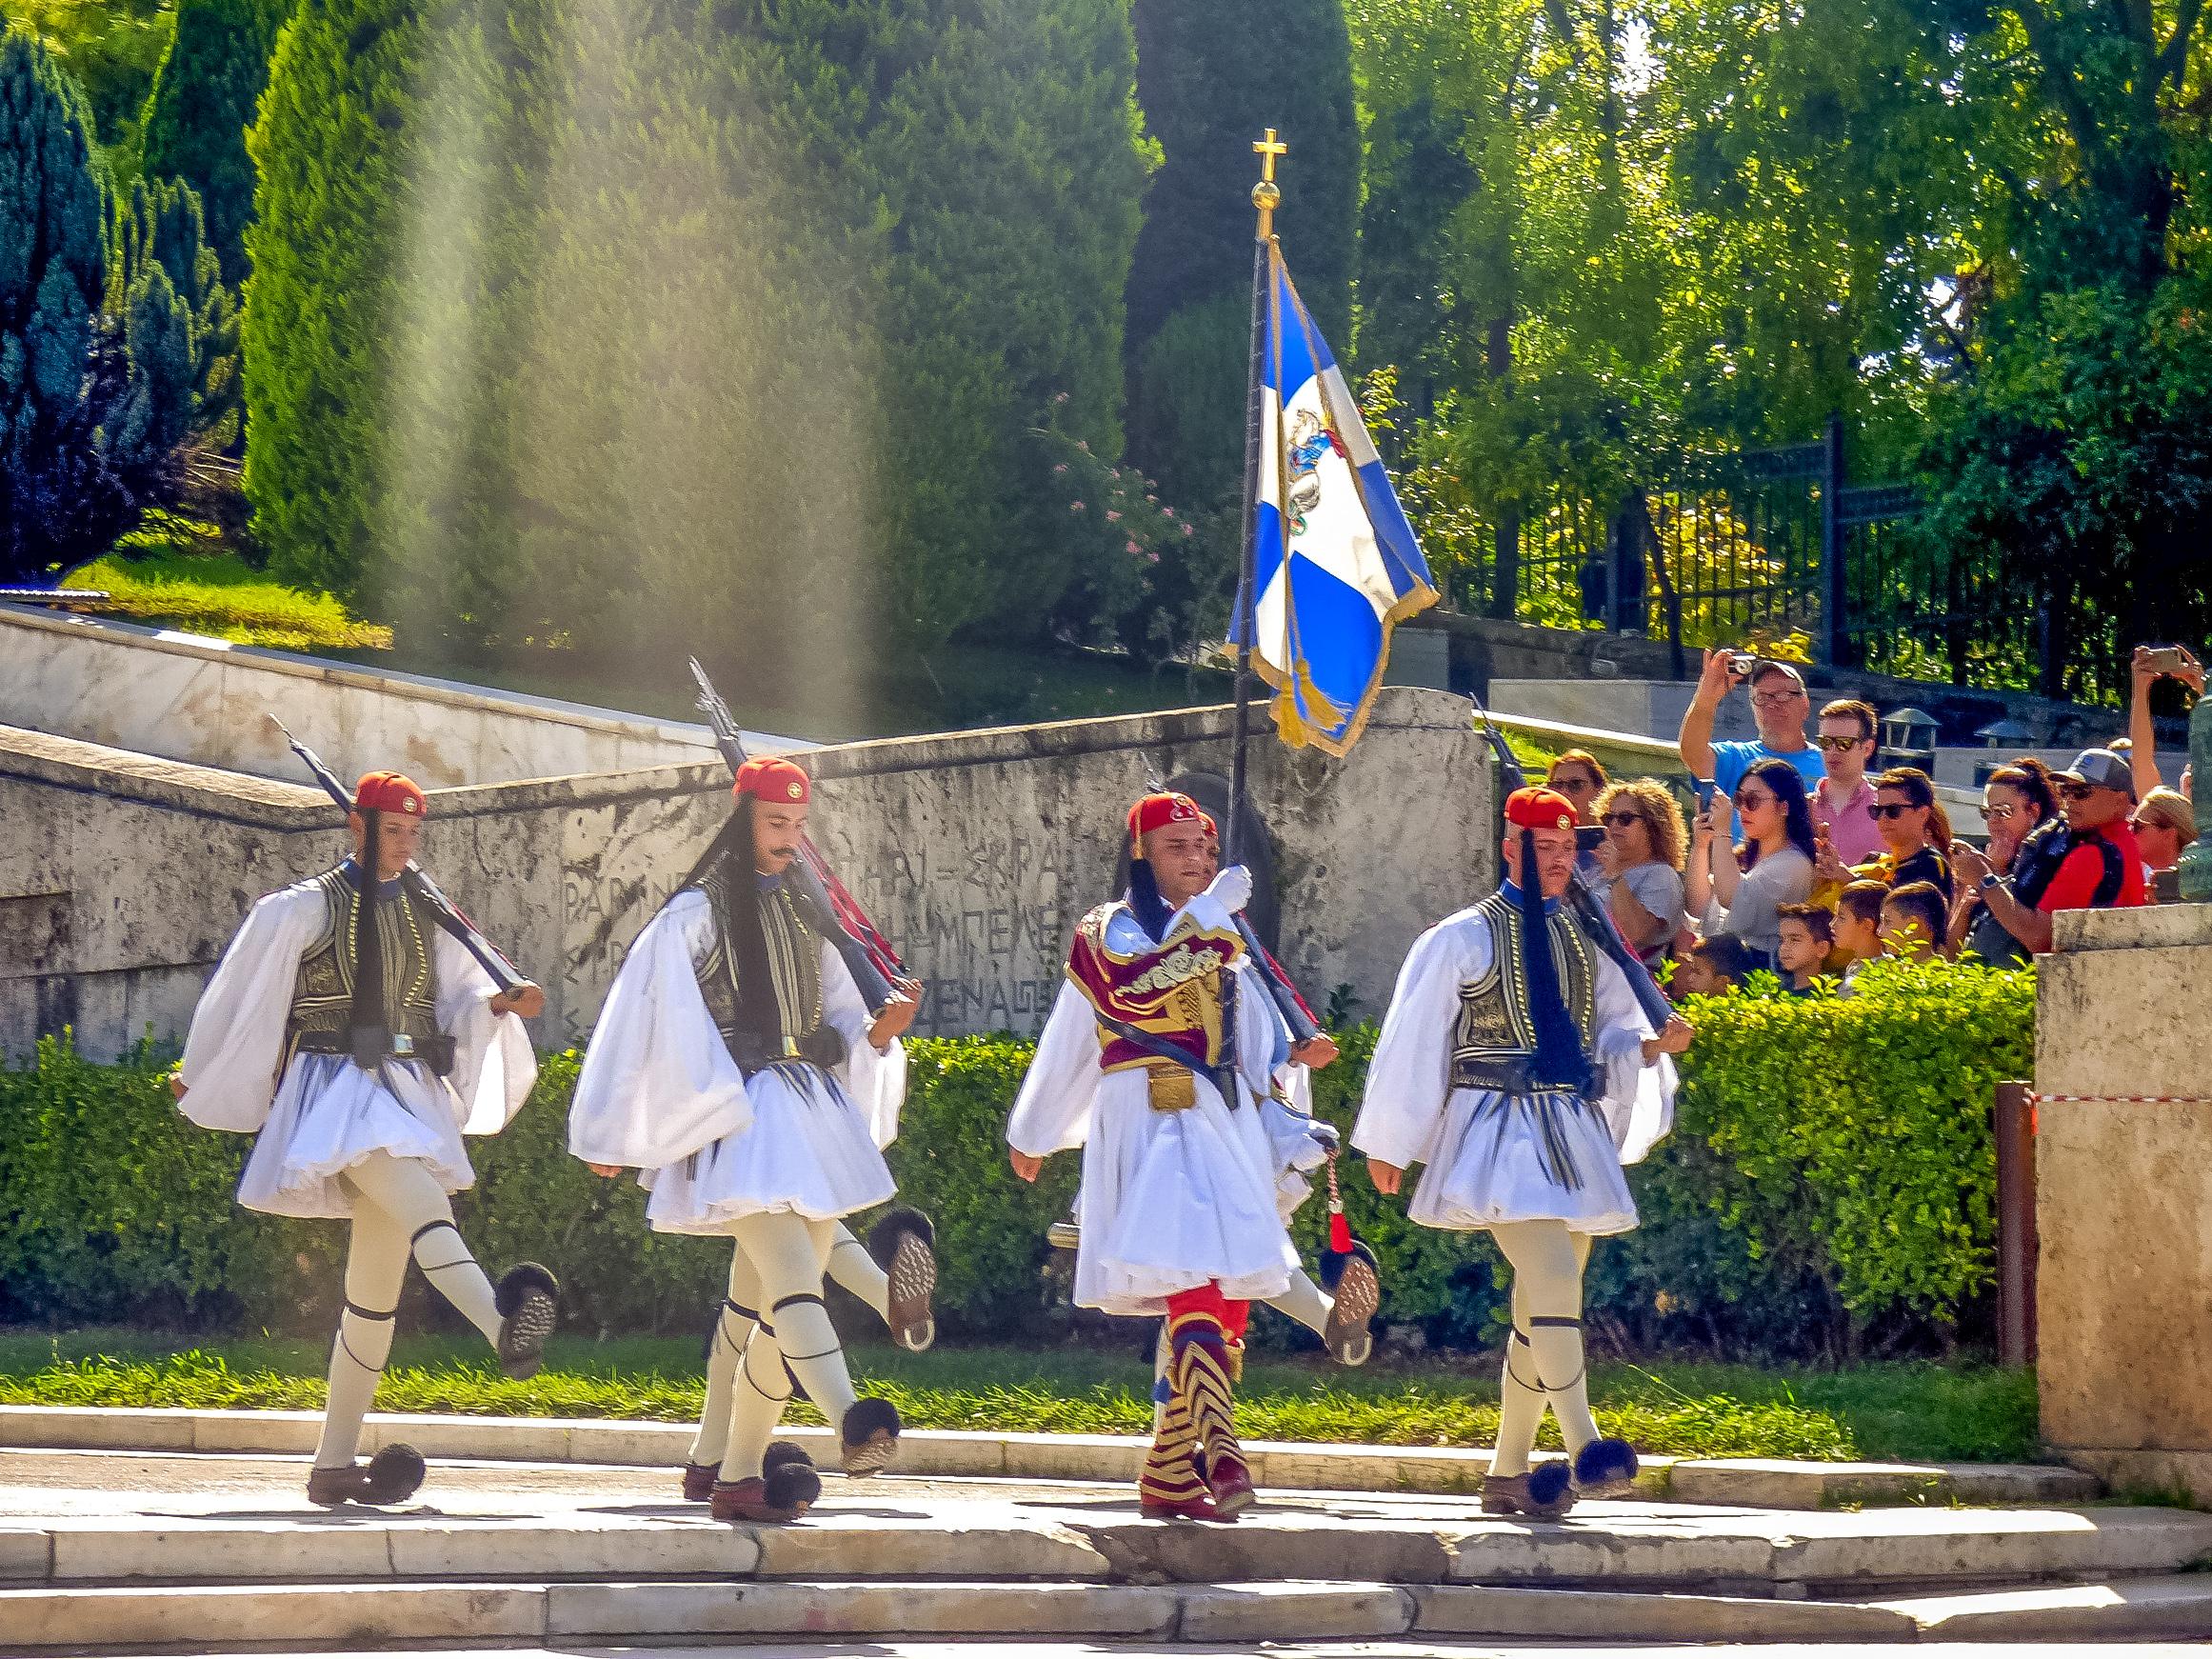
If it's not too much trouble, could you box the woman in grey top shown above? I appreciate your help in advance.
[1688,758,1817,968]
[1591,779,1688,968]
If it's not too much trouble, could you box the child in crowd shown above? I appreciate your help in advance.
[1773,904,1833,995]
[1832,880,1889,994]
[1673,933,1754,999]
[1880,881,1948,964]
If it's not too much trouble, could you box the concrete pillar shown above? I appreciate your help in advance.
[2034,903,2212,1500]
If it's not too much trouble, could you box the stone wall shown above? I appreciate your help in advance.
[0,689,1494,1059]
[0,602,762,790]
[2036,903,2212,1503]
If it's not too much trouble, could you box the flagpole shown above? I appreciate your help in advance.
[1227,129,1285,869]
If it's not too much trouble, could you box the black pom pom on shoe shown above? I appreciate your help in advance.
[1527,1461,1574,1510]
[1570,1437,1640,1498]
[363,1443,427,1504]
[764,1439,817,1475]
[762,1458,824,1515]
[865,1206,935,1266]
[840,1397,902,1475]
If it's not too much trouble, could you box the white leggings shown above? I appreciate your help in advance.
[312,1151,502,1469]
[1486,1220,1600,1477]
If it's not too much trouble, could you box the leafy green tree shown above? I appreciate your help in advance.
[0,24,204,580]
[7,0,177,178]
[246,0,1146,664]
[116,172,240,447]
[1124,0,1358,504]
[140,0,290,285]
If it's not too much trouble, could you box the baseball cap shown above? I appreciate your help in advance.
[2054,749,2133,794]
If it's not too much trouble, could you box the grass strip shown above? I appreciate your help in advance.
[65,550,393,653]
[0,1329,2041,1464]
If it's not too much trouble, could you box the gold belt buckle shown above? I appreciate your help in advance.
[1146,1065,1197,1112]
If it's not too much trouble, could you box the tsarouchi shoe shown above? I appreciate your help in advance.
[710,1465,820,1524]
[1480,1464,1575,1520]
[840,1397,901,1474]
[493,1263,560,1380]
[1140,1491,1234,1523]
[681,1462,717,1503]
[868,1208,938,1352]
[307,1444,426,1508]
[1320,1241,1381,1367]
[1570,1436,1640,1499]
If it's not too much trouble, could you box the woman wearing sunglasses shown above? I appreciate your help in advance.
[1687,758,1818,969]
[1591,780,1687,969]
[1544,751,1610,827]
[1869,767,1954,902]
[1950,759,2060,967]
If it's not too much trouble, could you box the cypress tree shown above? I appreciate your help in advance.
[1124,0,1359,502]
[140,0,291,286]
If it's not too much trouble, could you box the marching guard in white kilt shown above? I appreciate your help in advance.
[172,770,554,1508]
[568,756,921,1524]
[1355,785,1692,1519]
[1007,790,1300,1521]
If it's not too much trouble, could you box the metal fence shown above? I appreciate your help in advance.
[1483,415,2128,699]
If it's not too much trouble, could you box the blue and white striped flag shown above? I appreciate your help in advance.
[1232,244,1438,754]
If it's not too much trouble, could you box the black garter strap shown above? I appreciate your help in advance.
[344,1299,397,1322]
[409,1219,474,1274]
[739,1343,793,1403]
[770,1291,826,1315]
[725,1298,760,1321]
[1524,1314,1586,1391]
[1527,1315,1583,1329]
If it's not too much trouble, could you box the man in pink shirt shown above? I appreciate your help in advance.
[1810,699,1883,867]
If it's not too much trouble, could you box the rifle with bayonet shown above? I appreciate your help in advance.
[1465,693,1677,1030]
[268,716,531,997]
[686,658,908,1016]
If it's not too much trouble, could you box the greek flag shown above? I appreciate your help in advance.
[1233,244,1437,753]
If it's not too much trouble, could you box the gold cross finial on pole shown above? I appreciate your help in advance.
[1252,129,1286,240]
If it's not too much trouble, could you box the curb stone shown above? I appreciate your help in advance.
[0,1405,2099,1509]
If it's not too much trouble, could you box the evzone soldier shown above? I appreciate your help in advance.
[170,770,556,1507]
[569,756,919,1524]
[1007,790,1300,1522]
[1355,786,1693,1519]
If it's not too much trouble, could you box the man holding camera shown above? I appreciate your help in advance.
[170,770,553,1508]
[1678,649,1825,840]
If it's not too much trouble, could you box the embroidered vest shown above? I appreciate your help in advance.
[286,867,441,1049]
[690,863,826,1064]
[1450,889,1599,1092]
[1065,901,1243,1082]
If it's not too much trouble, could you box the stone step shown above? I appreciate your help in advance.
[4,1490,2207,1593]
[0,1404,2101,1509]
[9,1571,2212,1650]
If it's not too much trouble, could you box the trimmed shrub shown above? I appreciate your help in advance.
[0,953,2031,1362]
[139,0,290,286]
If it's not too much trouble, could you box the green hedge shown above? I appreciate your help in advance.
[0,953,2030,1361]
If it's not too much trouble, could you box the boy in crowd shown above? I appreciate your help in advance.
[1880,881,1947,964]
[1831,881,1887,976]
[1673,933,1754,999]
[1773,904,1833,995]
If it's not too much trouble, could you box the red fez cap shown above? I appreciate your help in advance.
[1505,786,1578,832]
[354,771,427,817]
[1127,790,1203,846]
[734,755,810,805]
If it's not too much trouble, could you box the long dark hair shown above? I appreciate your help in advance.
[1737,757,1818,869]
[678,796,783,1041]
[1988,757,2060,826]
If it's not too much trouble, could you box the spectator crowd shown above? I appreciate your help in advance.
[1539,642,2202,1000]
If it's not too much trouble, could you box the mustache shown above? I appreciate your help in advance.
[767,846,799,859]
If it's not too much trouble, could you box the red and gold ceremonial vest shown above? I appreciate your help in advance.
[1065,901,1245,1097]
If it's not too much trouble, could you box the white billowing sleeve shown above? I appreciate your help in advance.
[176,885,326,1132]
[822,937,907,1149]
[1353,912,1485,1170]
[1591,949,1673,1164]
[568,891,752,1169]
[1006,978,1103,1158]
[431,928,539,1136]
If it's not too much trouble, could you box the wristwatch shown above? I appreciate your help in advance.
[1978,872,2003,893]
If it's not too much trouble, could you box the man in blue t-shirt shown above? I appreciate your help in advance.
[1678,650,1824,839]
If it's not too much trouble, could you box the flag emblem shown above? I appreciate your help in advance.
[1235,245,1438,754]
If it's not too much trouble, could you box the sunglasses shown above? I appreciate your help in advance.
[1750,690,1806,709]
[1552,776,1598,792]
[1734,790,1774,810]
[2058,783,2101,801]
[1872,802,1923,820]
[1983,803,2019,819]
[1601,811,1645,829]
[1813,734,1867,752]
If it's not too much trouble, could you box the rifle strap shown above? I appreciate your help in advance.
[1086,1005,1240,1109]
